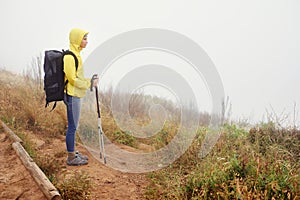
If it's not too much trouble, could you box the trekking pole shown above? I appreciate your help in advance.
[94,85,107,164]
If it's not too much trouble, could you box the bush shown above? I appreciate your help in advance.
[145,124,300,199]
[57,171,92,200]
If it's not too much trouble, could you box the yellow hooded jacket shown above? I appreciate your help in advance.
[64,28,91,97]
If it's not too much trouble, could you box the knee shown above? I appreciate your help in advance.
[67,126,77,135]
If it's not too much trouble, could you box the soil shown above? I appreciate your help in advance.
[0,132,47,200]
[0,129,149,200]
[51,134,148,200]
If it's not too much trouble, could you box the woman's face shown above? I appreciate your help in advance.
[80,35,88,48]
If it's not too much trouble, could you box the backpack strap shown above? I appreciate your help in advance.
[50,102,57,111]
[62,50,79,98]
[63,50,79,71]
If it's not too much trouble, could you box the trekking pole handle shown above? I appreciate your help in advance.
[90,74,99,91]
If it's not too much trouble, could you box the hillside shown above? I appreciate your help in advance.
[0,70,147,199]
[0,69,299,199]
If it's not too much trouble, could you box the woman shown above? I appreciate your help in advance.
[64,28,98,166]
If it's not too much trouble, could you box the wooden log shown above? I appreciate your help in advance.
[0,120,22,143]
[12,142,61,200]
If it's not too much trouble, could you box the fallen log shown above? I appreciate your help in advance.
[12,142,61,200]
[0,120,22,143]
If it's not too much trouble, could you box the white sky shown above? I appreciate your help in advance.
[0,0,299,126]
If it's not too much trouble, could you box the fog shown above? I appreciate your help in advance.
[0,0,299,126]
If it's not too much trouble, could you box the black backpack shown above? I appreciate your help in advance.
[43,50,78,110]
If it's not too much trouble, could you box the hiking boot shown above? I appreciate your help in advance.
[67,155,88,166]
[76,151,89,160]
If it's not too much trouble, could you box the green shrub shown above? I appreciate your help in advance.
[57,171,92,200]
[111,130,137,147]
[146,124,300,199]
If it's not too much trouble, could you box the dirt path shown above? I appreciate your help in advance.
[0,132,46,200]
[25,132,149,200]
[69,146,147,199]
[0,129,148,199]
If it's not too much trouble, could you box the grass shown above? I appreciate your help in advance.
[144,123,299,199]
[110,130,137,147]
[57,171,92,200]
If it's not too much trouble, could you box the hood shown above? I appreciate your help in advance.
[69,28,89,52]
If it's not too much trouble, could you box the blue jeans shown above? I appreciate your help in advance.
[64,94,81,153]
